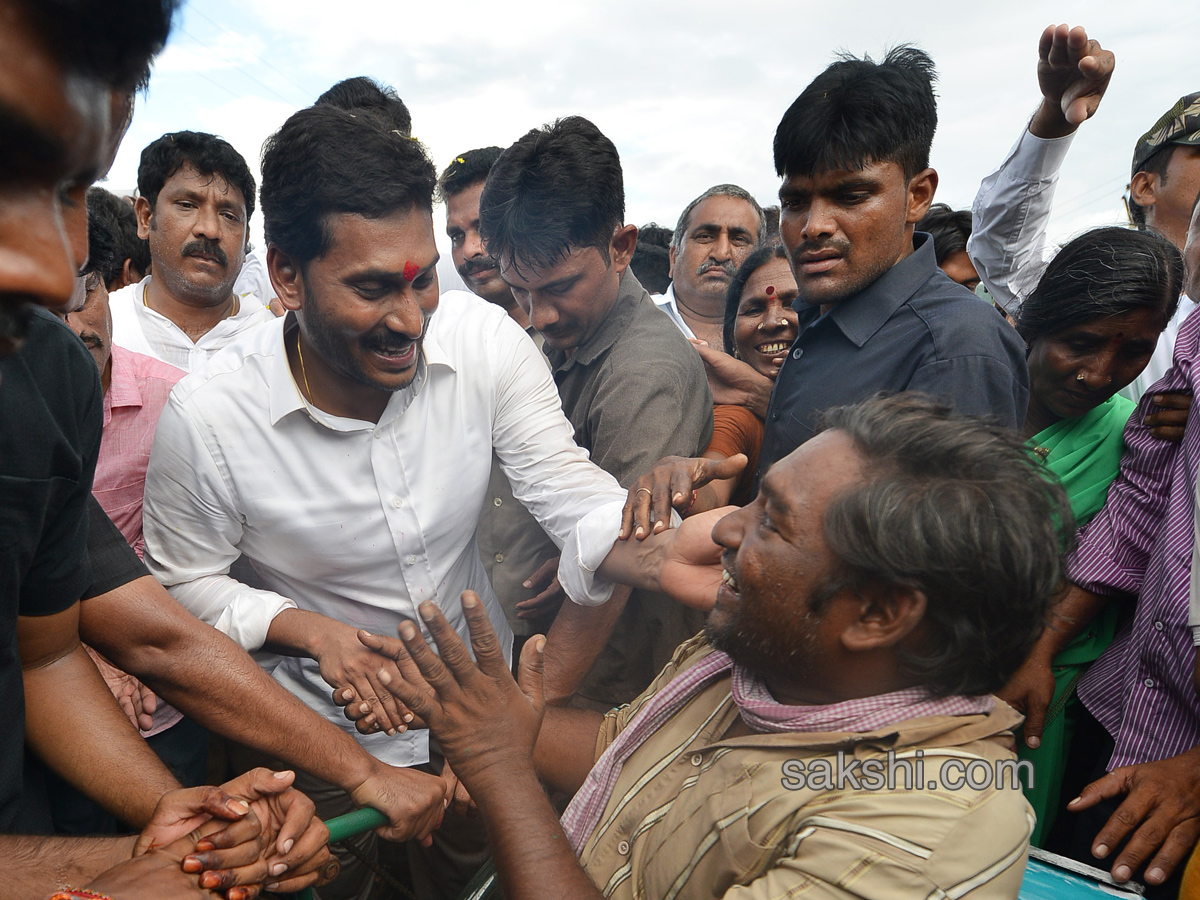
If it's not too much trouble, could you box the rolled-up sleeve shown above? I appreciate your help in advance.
[143,394,296,650]
[968,128,1075,314]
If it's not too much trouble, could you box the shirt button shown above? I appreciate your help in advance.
[494,553,505,563]
[391,497,403,509]
[690,753,703,767]
[407,555,418,565]
[1154,621,1164,631]
[493,497,503,507]
[1144,677,1155,688]
[373,432,382,440]
[617,840,630,856]
[791,347,803,360]
[771,410,780,421]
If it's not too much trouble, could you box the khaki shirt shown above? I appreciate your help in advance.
[549,271,714,706]
[580,637,1034,899]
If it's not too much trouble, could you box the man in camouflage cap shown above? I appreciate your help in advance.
[1129,91,1200,248]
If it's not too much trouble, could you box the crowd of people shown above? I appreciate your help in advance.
[4,1,1200,898]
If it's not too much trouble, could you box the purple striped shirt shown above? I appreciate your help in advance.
[1068,305,1200,770]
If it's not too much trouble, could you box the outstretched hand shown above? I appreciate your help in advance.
[619,454,747,541]
[373,592,545,791]
[1032,24,1115,137]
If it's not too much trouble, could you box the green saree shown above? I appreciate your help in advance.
[1021,393,1134,846]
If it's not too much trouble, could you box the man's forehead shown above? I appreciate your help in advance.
[321,207,437,265]
[765,430,865,507]
[687,195,758,229]
[498,244,599,287]
[161,162,246,206]
[781,160,900,190]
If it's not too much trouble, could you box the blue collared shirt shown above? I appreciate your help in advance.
[757,232,1029,479]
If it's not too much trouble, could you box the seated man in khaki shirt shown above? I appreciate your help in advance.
[369,393,1064,899]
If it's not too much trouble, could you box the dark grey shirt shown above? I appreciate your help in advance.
[548,269,713,707]
[757,233,1028,478]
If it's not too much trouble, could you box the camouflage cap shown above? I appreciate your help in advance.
[1132,92,1200,177]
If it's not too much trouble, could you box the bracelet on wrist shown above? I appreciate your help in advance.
[48,890,114,900]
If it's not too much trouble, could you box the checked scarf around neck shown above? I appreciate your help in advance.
[559,648,993,854]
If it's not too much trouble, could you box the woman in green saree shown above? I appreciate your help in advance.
[1011,226,1185,846]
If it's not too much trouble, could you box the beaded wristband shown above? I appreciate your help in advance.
[47,889,114,900]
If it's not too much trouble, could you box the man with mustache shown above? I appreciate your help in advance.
[656,185,764,349]
[754,47,1028,478]
[656,185,777,418]
[109,130,274,373]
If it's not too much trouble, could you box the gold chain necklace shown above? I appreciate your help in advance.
[296,330,314,403]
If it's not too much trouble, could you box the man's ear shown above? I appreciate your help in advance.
[610,223,639,275]
[267,245,304,312]
[840,585,927,652]
[134,196,153,241]
[905,167,939,225]
[1130,170,1161,211]
[668,242,678,279]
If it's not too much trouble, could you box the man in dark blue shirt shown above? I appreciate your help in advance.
[756,46,1028,478]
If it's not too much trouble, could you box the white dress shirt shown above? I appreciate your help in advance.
[232,249,277,306]
[143,291,626,767]
[110,274,276,373]
[969,127,1194,403]
[651,284,697,340]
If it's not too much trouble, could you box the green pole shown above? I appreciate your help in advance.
[293,808,388,900]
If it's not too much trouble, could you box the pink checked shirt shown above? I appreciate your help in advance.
[94,345,183,558]
[94,345,184,737]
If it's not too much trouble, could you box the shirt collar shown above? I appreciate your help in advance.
[797,232,938,349]
[268,314,307,426]
[267,311,455,428]
[105,345,146,412]
[551,268,645,371]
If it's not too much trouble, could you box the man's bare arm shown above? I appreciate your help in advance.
[81,576,448,843]
[542,584,630,704]
[20,603,179,828]
[2,834,136,900]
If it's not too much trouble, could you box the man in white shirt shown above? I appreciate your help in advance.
[109,131,274,372]
[143,105,637,899]
[655,184,764,348]
[969,24,1199,401]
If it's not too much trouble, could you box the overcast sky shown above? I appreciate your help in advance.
[106,0,1198,286]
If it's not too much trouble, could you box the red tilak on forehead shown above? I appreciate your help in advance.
[765,285,775,295]
[403,261,420,282]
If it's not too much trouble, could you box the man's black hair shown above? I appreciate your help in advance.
[915,203,971,266]
[818,393,1072,696]
[86,187,149,289]
[630,223,673,294]
[774,45,938,180]
[314,76,412,137]
[137,131,257,221]
[260,105,436,266]
[23,0,178,92]
[82,194,117,282]
[437,147,503,203]
[479,116,625,275]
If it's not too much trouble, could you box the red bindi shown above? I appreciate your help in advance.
[403,261,419,282]
[765,285,775,295]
